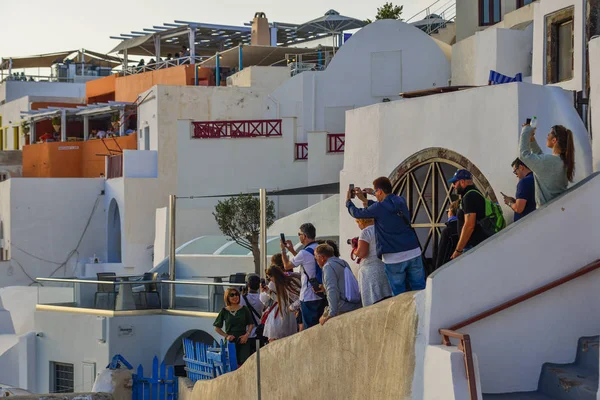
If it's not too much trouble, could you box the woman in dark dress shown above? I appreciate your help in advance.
[213,287,254,366]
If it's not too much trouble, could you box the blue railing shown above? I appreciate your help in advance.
[132,356,178,400]
[182,338,237,381]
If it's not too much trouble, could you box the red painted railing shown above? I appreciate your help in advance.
[107,154,123,179]
[327,133,345,153]
[192,119,282,139]
[295,143,308,160]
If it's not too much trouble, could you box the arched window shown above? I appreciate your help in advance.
[389,148,498,263]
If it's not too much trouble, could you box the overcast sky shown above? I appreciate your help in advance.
[0,0,433,58]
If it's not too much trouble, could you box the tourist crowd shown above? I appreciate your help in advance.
[214,119,576,366]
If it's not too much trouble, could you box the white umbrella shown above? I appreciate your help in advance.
[296,10,367,54]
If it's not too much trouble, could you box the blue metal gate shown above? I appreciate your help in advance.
[182,338,237,382]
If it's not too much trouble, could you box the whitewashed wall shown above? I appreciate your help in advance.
[589,37,600,172]
[0,81,86,104]
[452,26,533,86]
[425,173,600,393]
[531,0,586,92]
[339,82,592,274]
[0,178,106,288]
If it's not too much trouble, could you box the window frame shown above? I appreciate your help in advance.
[545,6,575,84]
[479,0,502,26]
[50,361,74,393]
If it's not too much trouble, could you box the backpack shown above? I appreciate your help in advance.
[330,259,361,304]
[464,189,506,236]
[304,245,323,284]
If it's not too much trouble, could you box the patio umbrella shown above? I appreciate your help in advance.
[296,10,367,54]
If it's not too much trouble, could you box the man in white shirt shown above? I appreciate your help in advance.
[281,223,326,329]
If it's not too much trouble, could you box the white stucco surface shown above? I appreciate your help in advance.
[339,83,592,256]
[122,150,157,178]
[589,37,600,172]
[267,194,339,237]
[0,178,107,288]
[227,66,290,90]
[35,310,220,394]
[531,0,585,92]
[452,26,533,86]
[425,172,600,393]
[0,81,86,104]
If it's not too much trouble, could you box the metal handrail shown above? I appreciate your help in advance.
[438,259,600,400]
[161,279,245,287]
[36,277,156,285]
[36,277,246,287]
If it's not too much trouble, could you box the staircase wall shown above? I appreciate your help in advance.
[188,294,419,399]
[425,172,600,393]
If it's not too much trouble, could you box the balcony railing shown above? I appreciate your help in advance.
[107,154,123,179]
[192,119,282,139]
[327,133,345,153]
[295,143,308,160]
[122,56,209,75]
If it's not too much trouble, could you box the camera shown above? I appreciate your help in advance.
[347,237,359,248]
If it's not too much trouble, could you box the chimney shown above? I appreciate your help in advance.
[251,12,270,46]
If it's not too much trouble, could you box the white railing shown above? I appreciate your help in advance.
[406,0,456,35]
[122,56,209,75]
[283,50,334,76]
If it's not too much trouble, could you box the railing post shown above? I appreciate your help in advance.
[259,189,267,279]
[168,195,176,309]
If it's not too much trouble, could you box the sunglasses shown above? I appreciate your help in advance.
[228,293,240,298]
[297,232,305,237]
[512,169,518,175]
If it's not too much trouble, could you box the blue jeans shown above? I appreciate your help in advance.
[301,299,327,329]
[384,256,426,296]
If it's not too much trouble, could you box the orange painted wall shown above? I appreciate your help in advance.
[86,75,117,103]
[115,65,196,102]
[23,134,137,178]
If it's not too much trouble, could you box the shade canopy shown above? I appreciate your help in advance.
[297,10,367,34]
[0,50,121,70]
[199,45,333,68]
[109,20,332,57]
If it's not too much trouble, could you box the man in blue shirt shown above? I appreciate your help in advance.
[503,158,536,221]
[346,177,426,296]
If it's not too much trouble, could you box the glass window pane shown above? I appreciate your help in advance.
[558,21,573,81]
[483,0,490,24]
[493,0,501,22]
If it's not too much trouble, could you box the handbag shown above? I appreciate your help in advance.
[243,294,266,338]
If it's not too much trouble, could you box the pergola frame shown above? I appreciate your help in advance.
[21,101,133,143]
[108,19,331,70]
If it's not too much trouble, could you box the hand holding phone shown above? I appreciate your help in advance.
[280,233,286,244]
[349,184,355,199]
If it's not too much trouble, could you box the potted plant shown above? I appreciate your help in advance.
[21,120,30,136]
[51,116,61,134]
[111,114,120,130]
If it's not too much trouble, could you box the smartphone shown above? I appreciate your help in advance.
[349,184,355,199]
[280,233,286,244]
[500,192,510,199]
[525,118,531,125]
[309,278,321,292]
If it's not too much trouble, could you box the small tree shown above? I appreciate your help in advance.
[213,194,276,275]
[365,2,404,23]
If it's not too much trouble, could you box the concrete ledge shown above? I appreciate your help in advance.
[7,393,113,400]
[189,293,418,399]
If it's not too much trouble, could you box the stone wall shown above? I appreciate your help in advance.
[185,294,418,399]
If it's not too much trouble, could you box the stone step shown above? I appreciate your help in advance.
[574,336,599,374]
[483,391,554,399]
[538,362,598,400]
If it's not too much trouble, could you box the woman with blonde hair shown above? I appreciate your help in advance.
[213,287,254,365]
[262,265,301,341]
[520,122,575,206]
[352,218,392,306]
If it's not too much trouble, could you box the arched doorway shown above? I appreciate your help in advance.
[107,199,122,263]
[389,148,497,263]
[163,329,215,376]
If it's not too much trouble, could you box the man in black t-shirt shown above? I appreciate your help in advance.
[448,169,487,260]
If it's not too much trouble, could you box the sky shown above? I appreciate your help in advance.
[0,0,433,58]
